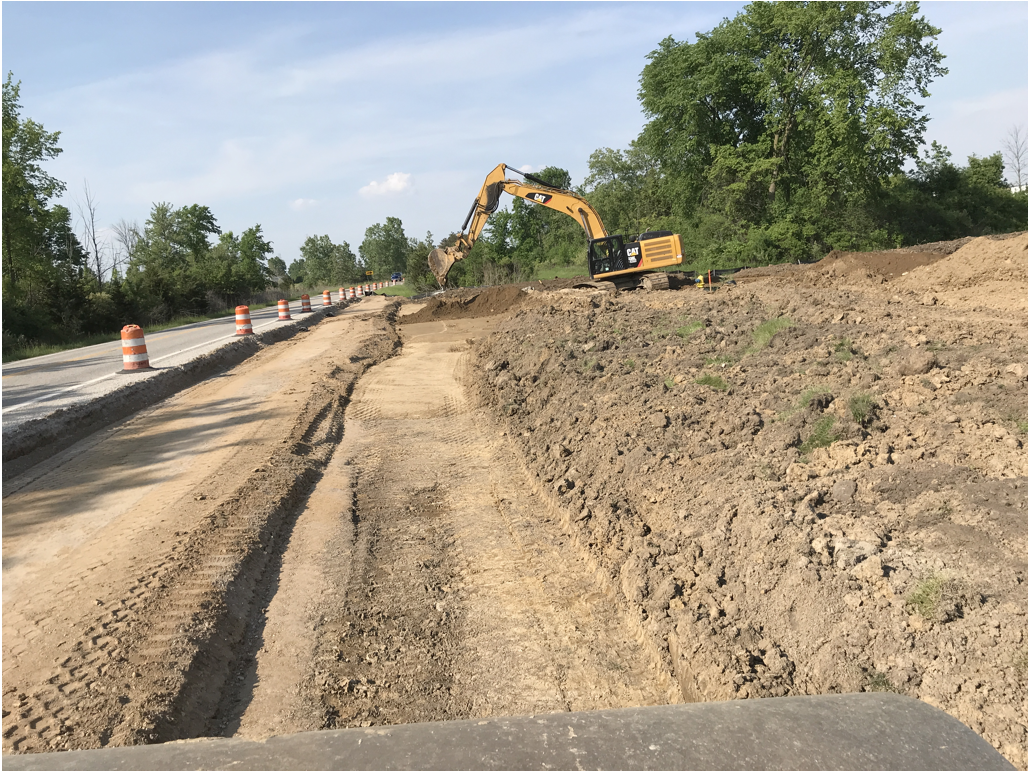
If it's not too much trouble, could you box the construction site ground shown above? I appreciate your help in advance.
[2,233,1027,769]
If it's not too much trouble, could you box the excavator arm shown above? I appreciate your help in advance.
[428,164,609,286]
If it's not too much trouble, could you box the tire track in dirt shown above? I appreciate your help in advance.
[1,300,398,754]
[233,317,677,738]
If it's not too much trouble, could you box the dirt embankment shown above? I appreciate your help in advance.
[470,236,1028,767]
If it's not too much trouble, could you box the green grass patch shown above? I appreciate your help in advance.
[864,670,898,693]
[834,338,856,361]
[624,359,636,371]
[799,386,832,408]
[695,373,729,391]
[664,376,676,390]
[747,317,795,354]
[799,415,840,456]
[676,320,705,338]
[374,284,417,298]
[849,392,878,427]
[534,262,589,281]
[906,573,949,620]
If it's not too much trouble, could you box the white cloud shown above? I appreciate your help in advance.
[290,198,318,211]
[515,164,537,173]
[359,172,413,198]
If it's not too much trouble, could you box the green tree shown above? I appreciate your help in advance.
[632,1,947,262]
[359,217,410,278]
[300,235,360,286]
[236,225,272,294]
[3,72,69,290]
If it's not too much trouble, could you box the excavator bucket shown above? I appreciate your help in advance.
[428,246,459,287]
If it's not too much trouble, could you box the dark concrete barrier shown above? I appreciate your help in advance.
[4,694,1013,771]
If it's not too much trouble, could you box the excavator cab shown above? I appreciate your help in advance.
[587,236,628,277]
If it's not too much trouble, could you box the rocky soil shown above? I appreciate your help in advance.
[471,234,1028,767]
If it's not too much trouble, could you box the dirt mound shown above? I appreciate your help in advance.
[893,232,1028,313]
[471,283,1028,768]
[402,285,529,324]
[814,248,949,280]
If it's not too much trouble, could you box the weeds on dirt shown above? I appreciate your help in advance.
[624,359,636,371]
[676,321,705,338]
[849,392,879,427]
[705,355,735,368]
[1014,648,1028,680]
[799,386,832,408]
[864,669,898,693]
[695,374,729,391]
[834,338,857,361]
[799,416,840,456]
[907,573,950,620]
[664,377,676,390]
[747,317,794,354]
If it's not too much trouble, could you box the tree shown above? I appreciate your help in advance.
[634,2,947,260]
[359,217,410,278]
[1002,125,1028,191]
[237,225,272,294]
[287,257,307,285]
[300,235,360,286]
[3,72,68,289]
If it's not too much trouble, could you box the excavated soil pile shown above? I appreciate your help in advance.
[402,285,529,324]
[471,268,1028,767]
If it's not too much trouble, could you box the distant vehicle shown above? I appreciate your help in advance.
[391,272,403,281]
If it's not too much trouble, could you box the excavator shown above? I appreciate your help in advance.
[427,164,683,290]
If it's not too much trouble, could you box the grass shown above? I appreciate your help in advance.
[834,338,857,361]
[864,670,898,693]
[799,415,840,457]
[695,373,729,391]
[624,359,636,371]
[849,392,878,427]
[705,354,735,368]
[534,262,589,280]
[373,284,418,298]
[676,320,705,338]
[799,386,831,408]
[906,573,949,620]
[747,317,795,354]
[664,376,676,390]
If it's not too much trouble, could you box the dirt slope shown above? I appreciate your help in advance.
[472,240,1028,768]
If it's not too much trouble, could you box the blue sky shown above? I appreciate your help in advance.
[4,1,1027,269]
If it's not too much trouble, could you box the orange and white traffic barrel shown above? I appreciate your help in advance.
[277,299,291,321]
[356,285,363,297]
[339,287,346,301]
[300,294,312,312]
[235,305,253,335]
[120,325,151,372]
[322,290,331,306]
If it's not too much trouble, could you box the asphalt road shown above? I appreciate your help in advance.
[1,298,341,430]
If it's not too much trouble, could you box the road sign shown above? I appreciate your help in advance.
[366,271,374,276]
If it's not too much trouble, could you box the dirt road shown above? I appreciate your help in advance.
[2,297,673,754]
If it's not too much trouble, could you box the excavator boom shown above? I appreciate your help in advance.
[428,164,608,286]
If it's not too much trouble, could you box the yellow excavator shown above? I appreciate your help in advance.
[427,164,683,289]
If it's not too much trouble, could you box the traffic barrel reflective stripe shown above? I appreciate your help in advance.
[235,305,253,335]
[323,290,332,306]
[277,299,291,320]
[300,294,312,312]
[120,325,151,371]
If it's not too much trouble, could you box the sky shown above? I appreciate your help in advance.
[4,1,1028,269]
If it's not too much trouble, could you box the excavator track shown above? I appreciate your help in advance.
[641,272,671,291]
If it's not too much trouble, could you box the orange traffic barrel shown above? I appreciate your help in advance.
[235,305,253,335]
[120,325,151,371]
[322,290,331,306]
[300,294,312,312]
[356,285,363,297]
[277,299,291,320]
[339,287,346,301]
